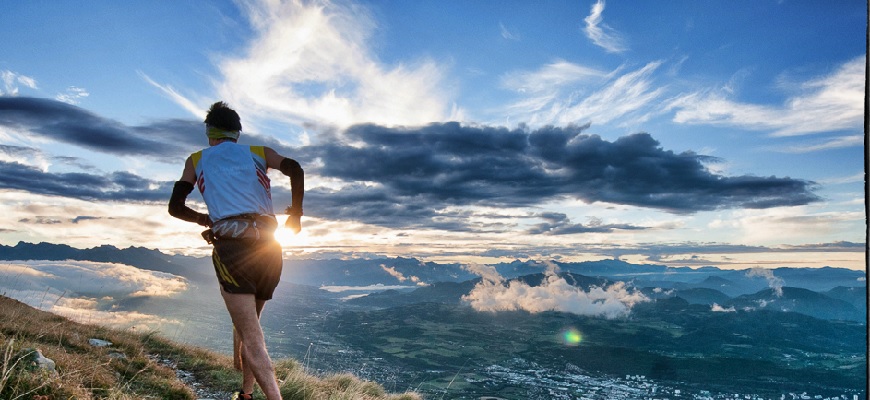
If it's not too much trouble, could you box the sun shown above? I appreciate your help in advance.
[273,218,308,247]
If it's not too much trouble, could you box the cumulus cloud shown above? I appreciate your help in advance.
[711,303,736,312]
[746,267,784,297]
[461,261,648,318]
[0,260,188,329]
[583,0,627,53]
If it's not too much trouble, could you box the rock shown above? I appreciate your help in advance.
[88,338,113,347]
[18,348,57,376]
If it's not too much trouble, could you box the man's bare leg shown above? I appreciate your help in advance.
[236,299,268,395]
[221,290,282,400]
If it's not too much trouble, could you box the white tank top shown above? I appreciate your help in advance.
[191,142,274,221]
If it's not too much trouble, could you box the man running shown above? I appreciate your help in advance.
[169,101,303,400]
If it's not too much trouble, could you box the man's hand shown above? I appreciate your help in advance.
[285,215,302,234]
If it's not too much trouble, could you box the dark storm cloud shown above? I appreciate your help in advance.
[298,122,820,218]
[0,99,822,234]
[0,160,171,202]
[0,97,198,160]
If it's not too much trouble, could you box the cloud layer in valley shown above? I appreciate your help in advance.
[0,260,187,329]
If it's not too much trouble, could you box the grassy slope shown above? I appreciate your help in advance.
[0,295,421,400]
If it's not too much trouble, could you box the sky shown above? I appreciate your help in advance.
[0,0,866,270]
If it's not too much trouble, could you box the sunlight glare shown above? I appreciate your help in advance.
[274,217,308,248]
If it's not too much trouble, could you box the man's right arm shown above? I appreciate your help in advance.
[168,157,211,227]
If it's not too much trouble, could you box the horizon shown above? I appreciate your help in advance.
[1,239,867,272]
[0,1,866,270]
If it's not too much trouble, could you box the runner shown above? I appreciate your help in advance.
[169,101,303,400]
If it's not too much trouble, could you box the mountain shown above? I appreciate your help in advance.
[726,287,864,322]
[281,257,475,286]
[0,241,213,282]
[640,287,732,306]
[347,280,479,307]
[825,286,868,312]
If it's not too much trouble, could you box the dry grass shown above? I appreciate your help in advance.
[0,295,421,399]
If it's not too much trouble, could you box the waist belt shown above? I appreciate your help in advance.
[210,214,277,241]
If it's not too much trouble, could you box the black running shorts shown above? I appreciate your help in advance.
[211,238,283,300]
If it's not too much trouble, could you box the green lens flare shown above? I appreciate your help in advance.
[563,328,582,345]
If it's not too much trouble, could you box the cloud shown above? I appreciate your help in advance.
[300,123,820,230]
[670,56,865,137]
[199,0,455,131]
[0,97,199,160]
[462,263,505,285]
[746,267,784,297]
[776,134,863,153]
[499,22,520,40]
[380,264,426,286]
[0,160,172,203]
[55,86,89,105]
[0,260,188,329]
[0,99,823,235]
[501,61,663,127]
[461,261,648,318]
[583,0,627,53]
[711,303,736,312]
[527,212,645,235]
[1,70,38,95]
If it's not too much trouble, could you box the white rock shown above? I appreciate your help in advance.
[88,338,113,347]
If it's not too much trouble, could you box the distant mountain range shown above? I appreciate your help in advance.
[0,241,865,322]
[0,241,865,396]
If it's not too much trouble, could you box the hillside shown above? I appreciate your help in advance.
[0,295,420,400]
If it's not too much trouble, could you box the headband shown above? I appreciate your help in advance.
[206,126,240,141]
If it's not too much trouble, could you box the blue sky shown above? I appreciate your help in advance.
[0,0,865,269]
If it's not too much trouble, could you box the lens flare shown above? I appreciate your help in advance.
[562,327,582,346]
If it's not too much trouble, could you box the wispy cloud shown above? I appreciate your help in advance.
[583,0,627,53]
[776,134,864,153]
[55,86,89,105]
[148,0,457,132]
[746,267,784,297]
[499,22,519,40]
[670,56,865,137]
[0,70,37,95]
[501,61,663,127]
[381,264,426,286]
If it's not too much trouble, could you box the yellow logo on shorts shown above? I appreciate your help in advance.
[213,252,240,287]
